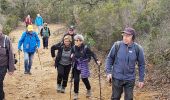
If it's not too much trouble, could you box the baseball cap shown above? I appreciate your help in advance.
[122,27,136,35]
[27,25,33,31]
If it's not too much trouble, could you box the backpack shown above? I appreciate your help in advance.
[3,35,17,64]
[3,35,9,55]
[113,41,140,63]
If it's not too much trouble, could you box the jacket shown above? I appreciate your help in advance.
[18,31,40,53]
[0,33,15,72]
[51,42,72,68]
[35,16,43,26]
[72,44,98,78]
[40,27,51,37]
[105,41,145,82]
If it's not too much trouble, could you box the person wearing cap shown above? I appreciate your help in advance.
[71,34,101,99]
[51,35,73,93]
[0,25,15,99]
[40,23,51,49]
[105,27,145,100]
[35,14,44,34]
[63,25,76,46]
[18,25,40,75]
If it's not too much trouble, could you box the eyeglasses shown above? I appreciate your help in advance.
[74,40,82,42]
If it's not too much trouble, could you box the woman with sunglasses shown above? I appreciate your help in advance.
[51,35,72,93]
[71,34,101,99]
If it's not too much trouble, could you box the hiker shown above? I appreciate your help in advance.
[40,23,51,49]
[63,25,76,46]
[35,14,43,34]
[105,27,145,100]
[51,35,72,93]
[18,25,40,75]
[71,34,101,99]
[0,25,15,99]
[24,15,33,27]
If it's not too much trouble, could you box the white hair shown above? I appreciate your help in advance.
[37,14,40,17]
[74,34,84,41]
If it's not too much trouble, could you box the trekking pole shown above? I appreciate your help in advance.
[18,51,21,71]
[37,49,42,70]
[97,64,102,100]
[69,74,73,100]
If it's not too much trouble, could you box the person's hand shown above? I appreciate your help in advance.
[107,74,112,84]
[138,82,144,89]
[8,72,14,75]
[97,60,102,66]
[36,48,39,53]
[71,54,74,58]
[18,49,22,53]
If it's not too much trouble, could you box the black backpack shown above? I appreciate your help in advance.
[113,41,140,63]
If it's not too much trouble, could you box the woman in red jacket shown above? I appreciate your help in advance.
[24,15,33,27]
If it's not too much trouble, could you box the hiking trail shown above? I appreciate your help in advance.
[4,22,159,100]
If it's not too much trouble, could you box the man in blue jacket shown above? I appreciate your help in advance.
[105,27,145,100]
[35,14,44,34]
[18,25,40,74]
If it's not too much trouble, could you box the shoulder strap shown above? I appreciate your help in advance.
[3,35,7,48]
[113,41,121,63]
[134,42,140,58]
[73,45,76,53]
[83,45,88,54]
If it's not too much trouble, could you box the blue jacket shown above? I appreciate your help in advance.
[105,41,145,82]
[18,31,40,53]
[35,16,43,26]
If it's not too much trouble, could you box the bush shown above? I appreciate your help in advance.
[2,25,12,35]
[2,15,18,35]
[133,15,151,34]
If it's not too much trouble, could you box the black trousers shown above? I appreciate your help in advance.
[57,64,71,87]
[73,68,91,93]
[0,66,7,100]
[111,78,135,100]
[42,37,49,48]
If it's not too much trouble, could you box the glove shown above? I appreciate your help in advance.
[36,48,39,53]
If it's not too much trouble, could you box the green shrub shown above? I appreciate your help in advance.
[2,25,12,35]
[133,15,151,34]
[2,15,18,35]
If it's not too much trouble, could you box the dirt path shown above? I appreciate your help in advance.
[3,23,161,100]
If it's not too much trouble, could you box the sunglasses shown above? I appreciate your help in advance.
[74,40,82,42]
[69,29,74,31]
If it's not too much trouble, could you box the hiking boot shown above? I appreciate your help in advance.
[56,84,61,93]
[86,90,92,97]
[24,71,28,74]
[60,87,65,93]
[73,93,78,100]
